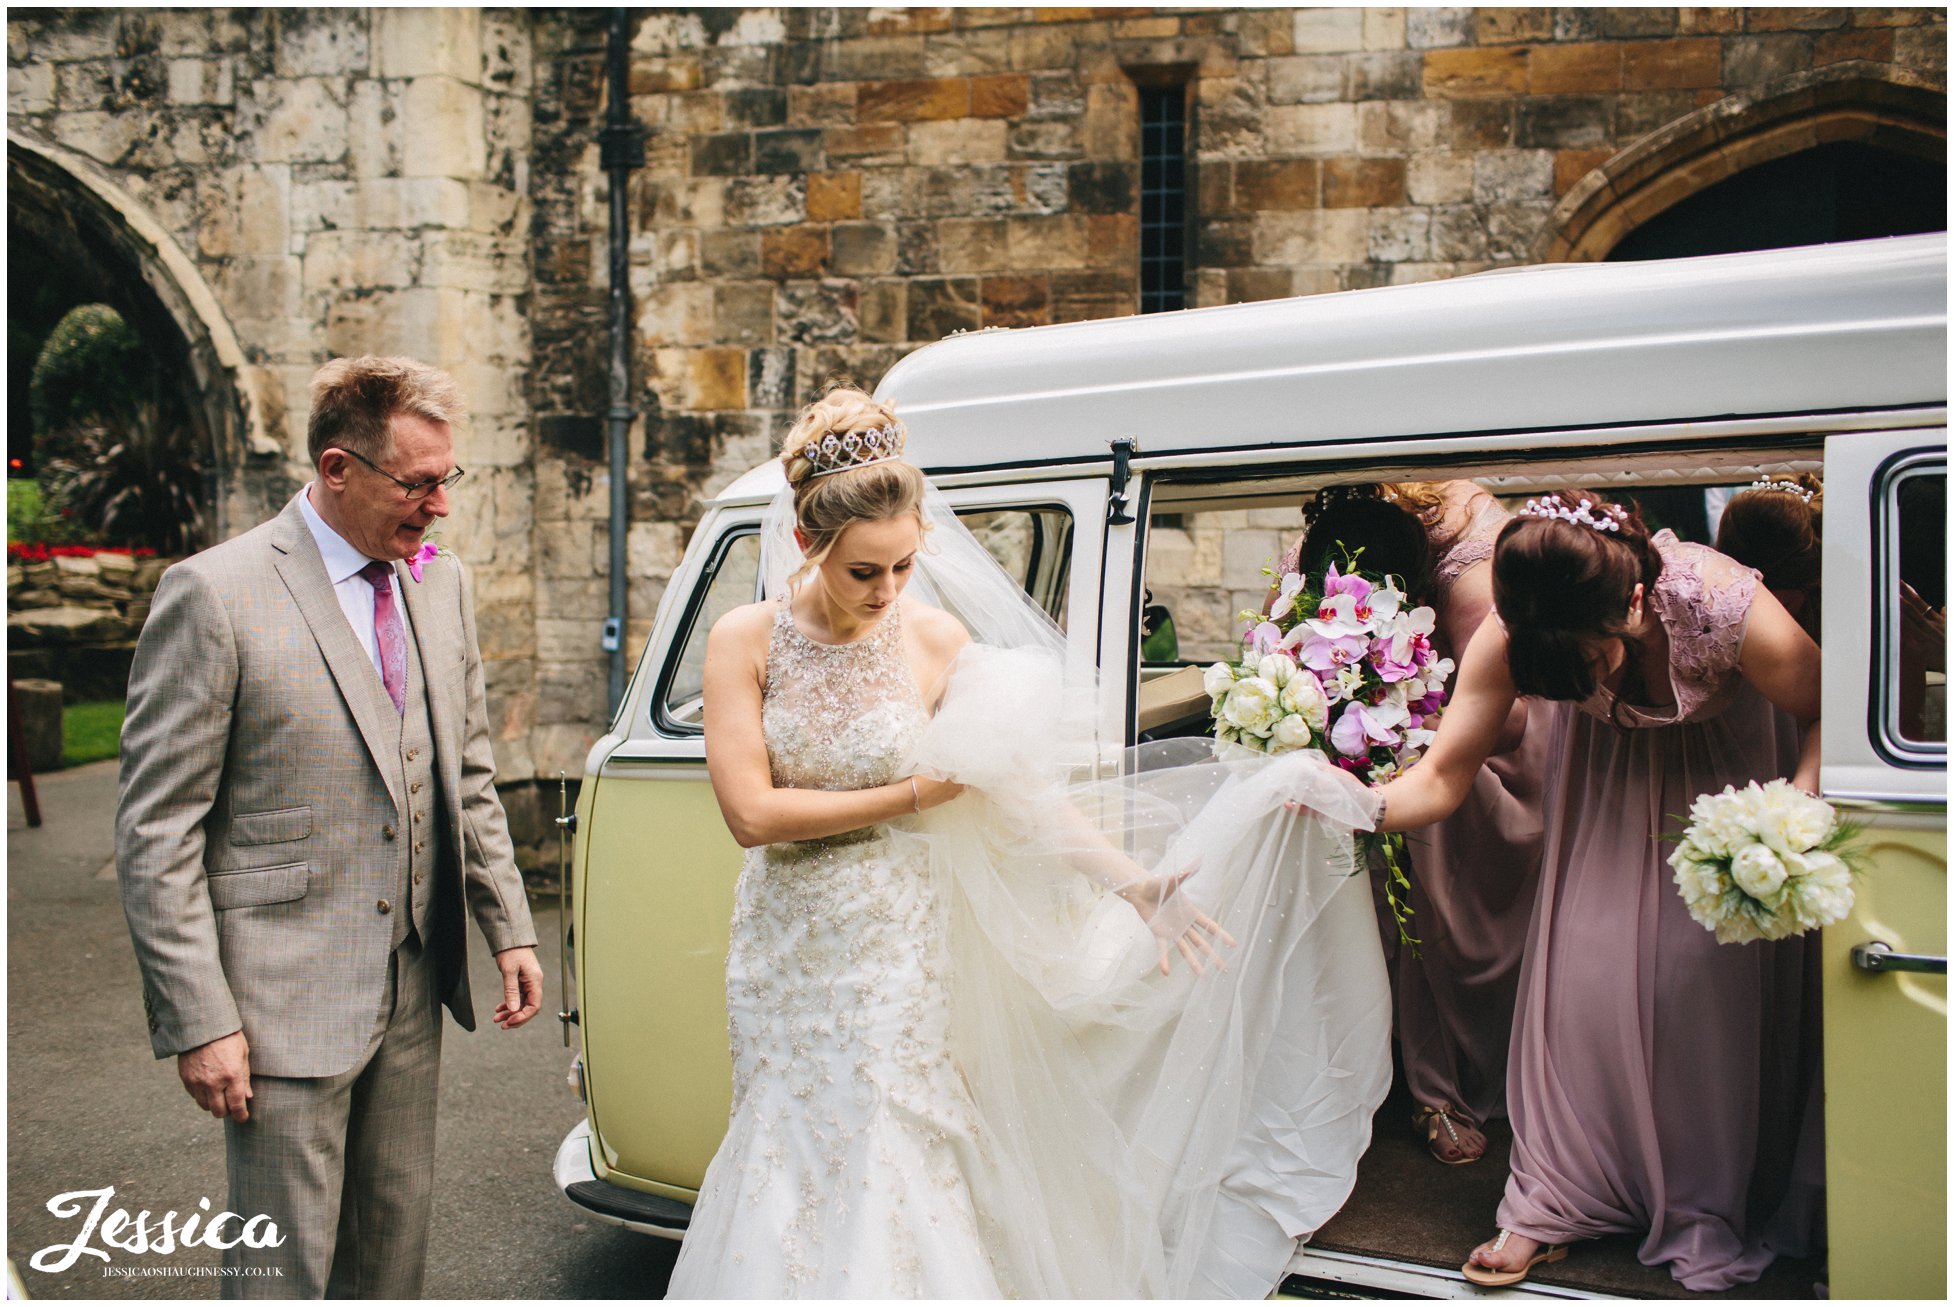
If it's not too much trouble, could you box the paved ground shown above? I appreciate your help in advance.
[8,761,678,1299]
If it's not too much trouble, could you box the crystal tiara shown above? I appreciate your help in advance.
[1520,493,1628,533]
[1748,476,1816,504]
[803,421,906,478]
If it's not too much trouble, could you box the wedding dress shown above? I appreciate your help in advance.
[667,486,1392,1299]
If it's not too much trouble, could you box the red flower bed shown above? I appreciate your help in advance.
[8,542,158,563]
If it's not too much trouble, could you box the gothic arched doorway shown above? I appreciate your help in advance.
[1540,63,1946,264]
[7,133,284,545]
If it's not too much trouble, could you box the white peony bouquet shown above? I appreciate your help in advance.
[1667,779,1863,944]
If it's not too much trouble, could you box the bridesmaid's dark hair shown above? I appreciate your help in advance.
[1299,486,1435,603]
[1716,474,1822,637]
[1493,487,1663,703]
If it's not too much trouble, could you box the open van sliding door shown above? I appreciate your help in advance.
[572,477,1110,1214]
[1818,428,1946,1299]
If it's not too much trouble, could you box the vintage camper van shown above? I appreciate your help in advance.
[553,234,1945,1298]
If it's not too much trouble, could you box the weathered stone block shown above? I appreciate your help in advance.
[420,230,525,294]
[1424,47,1531,97]
[1406,8,1475,48]
[760,225,832,281]
[1363,7,1408,49]
[301,230,420,292]
[1622,37,1724,88]
[1293,7,1365,53]
[1745,7,1849,31]
[746,347,798,409]
[701,229,763,279]
[1814,27,1895,64]
[896,221,940,274]
[1450,99,1516,148]
[1050,268,1135,324]
[1007,118,1081,159]
[1267,55,1345,104]
[691,131,750,176]
[9,607,127,645]
[165,57,233,106]
[1528,41,1624,94]
[373,7,483,81]
[858,77,968,122]
[1359,98,1450,152]
[790,82,857,127]
[636,282,714,347]
[933,217,1008,273]
[1234,158,1320,210]
[1425,205,1489,263]
[1368,207,1431,261]
[1516,95,1612,148]
[1350,51,1424,99]
[251,75,349,164]
[1595,7,1682,39]
[861,167,926,219]
[1554,146,1615,196]
[978,274,1050,327]
[824,123,906,165]
[859,280,907,342]
[726,87,788,128]
[906,277,981,339]
[816,222,888,278]
[754,127,825,174]
[908,117,1009,165]
[1005,214,1087,270]
[274,11,367,77]
[1892,27,1946,75]
[970,72,1029,117]
[13,678,63,773]
[1476,8,1555,44]
[1405,150,1474,203]
[1722,33,1814,84]
[399,77,487,178]
[711,280,775,346]
[822,34,930,81]
[725,176,806,226]
[689,347,747,410]
[1266,102,1358,154]
[777,279,859,344]
[1324,156,1408,207]
[1613,90,1696,136]
[1484,198,1555,260]
[1473,150,1556,205]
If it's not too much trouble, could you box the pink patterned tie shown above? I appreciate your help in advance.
[360,560,406,715]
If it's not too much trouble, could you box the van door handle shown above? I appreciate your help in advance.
[1851,941,1947,975]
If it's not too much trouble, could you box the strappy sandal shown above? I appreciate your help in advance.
[1411,1101,1480,1165]
[1460,1229,1568,1287]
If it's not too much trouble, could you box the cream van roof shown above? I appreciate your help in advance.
[717,235,1944,502]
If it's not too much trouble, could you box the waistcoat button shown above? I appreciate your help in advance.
[377,899,393,915]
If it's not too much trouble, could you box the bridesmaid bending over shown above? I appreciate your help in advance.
[1367,487,1823,1291]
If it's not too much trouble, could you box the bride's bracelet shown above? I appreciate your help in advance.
[1371,790,1388,831]
[910,776,921,813]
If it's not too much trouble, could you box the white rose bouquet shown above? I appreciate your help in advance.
[1207,557,1454,948]
[1666,779,1864,944]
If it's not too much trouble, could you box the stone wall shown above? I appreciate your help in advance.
[10,7,1947,812]
[7,551,175,701]
[7,7,549,779]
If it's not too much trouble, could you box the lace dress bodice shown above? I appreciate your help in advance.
[1578,532,1760,728]
[1432,493,1510,589]
[763,599,925,796]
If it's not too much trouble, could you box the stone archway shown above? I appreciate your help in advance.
[8,132,288,543]
[1539,62,1947,263]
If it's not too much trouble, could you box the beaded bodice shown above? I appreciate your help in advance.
[762,598,926,795]
[1578,532,1759,729]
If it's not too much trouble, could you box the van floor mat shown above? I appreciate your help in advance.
[1309,1079,1823,1300]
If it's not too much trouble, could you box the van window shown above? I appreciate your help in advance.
[1881,455,1946,756]
[657,529,761,733]
[959,506,1073,631]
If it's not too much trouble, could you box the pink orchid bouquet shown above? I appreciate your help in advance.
[1206,559,1454,946]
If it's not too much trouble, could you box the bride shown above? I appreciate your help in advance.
[666,387,1392,1299]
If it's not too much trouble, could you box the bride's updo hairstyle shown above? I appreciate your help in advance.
[779,385,927,586]
[1493,487,1663,702]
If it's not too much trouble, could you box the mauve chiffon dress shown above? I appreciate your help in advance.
[1395,497,1547,1135]
[1495,533,1824,1291]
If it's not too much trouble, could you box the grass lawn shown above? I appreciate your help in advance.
[63,699,125,768]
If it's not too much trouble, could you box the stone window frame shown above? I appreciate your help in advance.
[1540,62,1947,263]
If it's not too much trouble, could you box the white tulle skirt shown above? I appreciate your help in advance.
[672,646,1392,1299]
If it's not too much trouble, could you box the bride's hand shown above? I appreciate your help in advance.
[1118,860,1237,977]
[911,776,966,811]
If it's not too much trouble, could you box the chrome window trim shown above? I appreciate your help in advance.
[1870,448,1947,769]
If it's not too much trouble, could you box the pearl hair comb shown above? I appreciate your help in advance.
[804,422,906,478]
[1748,476,1816,504]
[1520,493,1628,533]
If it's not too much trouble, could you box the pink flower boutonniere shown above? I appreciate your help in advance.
[405,541,447,583]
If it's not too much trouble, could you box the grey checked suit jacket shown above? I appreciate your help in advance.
[116,494,537,1078]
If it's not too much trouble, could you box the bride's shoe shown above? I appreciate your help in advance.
[1461,1229,1567,1287]
[1411,1101,1482,1165]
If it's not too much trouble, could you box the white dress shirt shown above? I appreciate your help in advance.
[298,484,397,678]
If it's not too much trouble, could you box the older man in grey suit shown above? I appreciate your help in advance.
[116,356,543,1298]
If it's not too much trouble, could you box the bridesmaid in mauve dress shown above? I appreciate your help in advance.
[1383,482,1547,1167]
[1277,482,1547,1165]
[1365,488,1825,1291]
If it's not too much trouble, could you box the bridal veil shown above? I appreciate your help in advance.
[760,483,1392,1298]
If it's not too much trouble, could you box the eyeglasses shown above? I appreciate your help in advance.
[336,447,465,500]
